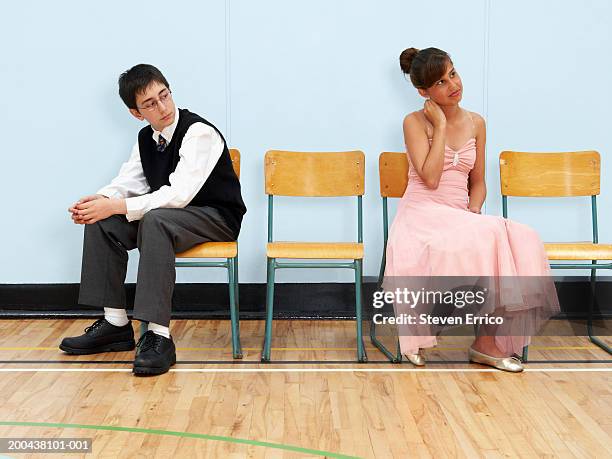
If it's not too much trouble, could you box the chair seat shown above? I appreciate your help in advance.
[544,242,612,260]
[267,242,364,259]
[176,242,237,259]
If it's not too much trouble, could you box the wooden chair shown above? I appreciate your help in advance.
[261,150,368,362]
[370,152,408,362]
[500,150,612,360]
[141,148,243,359]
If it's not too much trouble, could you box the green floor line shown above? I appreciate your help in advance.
[0,421,361,459]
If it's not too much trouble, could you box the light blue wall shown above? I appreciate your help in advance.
[1,0,609,283]
[486,1,611,240]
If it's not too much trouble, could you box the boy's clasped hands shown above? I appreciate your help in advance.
[69,195,126,225]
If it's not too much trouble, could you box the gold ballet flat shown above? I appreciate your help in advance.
[468,347,524,373]
[402,352,426,366]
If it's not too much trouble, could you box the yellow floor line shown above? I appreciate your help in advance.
[1,368,611,373]
[0,345,603,351]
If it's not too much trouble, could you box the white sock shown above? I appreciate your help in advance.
[148,322,170,339]
[104,307,129,327]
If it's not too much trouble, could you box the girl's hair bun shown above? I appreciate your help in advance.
[399,47,419,74]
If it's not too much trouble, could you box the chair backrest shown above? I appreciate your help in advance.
[500,150,602,244]
[376,152,409,282]
[499,151,600,197]
[229,148,241,179]
[264,150,365,243]
[264,150,365,196]
[379,152,409,198]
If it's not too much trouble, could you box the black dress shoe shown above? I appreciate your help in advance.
[133,331,176,376]
[59,318,135,355]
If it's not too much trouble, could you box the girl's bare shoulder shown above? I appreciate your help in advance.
[403,110,429,131]
[467,110,486,127]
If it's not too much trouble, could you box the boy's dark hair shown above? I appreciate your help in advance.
[118,64,170,109]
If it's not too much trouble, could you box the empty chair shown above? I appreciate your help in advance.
[261,150,367,362]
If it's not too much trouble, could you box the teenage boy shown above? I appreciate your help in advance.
[59,64,246,375]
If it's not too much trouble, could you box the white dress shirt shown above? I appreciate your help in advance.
[97,109,224,222]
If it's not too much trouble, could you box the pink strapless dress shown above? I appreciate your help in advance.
[384,138,560,355]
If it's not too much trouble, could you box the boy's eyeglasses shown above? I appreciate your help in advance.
[138,89,172,112]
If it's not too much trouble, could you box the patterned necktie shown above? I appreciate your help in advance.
[157,135,167,152]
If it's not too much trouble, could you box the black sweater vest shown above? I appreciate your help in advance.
[138,109,246,234]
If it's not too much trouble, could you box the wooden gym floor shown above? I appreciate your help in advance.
[0,319,610,458]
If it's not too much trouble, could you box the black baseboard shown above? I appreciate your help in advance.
[0,277,611,320]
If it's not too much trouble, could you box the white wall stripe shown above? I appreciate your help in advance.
[225,0,232,142]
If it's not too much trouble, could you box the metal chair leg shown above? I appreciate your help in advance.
[395,338,402,361]
[228,257,242,359]
[370,320,401,362]
[369,253,401,362]
[140,322,147,338]
[261,258,276,362]
[587,268,612,354]
[355,259,368,363]
[234,254,242,357]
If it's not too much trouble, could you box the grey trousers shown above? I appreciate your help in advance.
[78,206,236,326]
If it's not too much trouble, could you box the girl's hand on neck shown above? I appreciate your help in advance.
[423,99,447,128]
